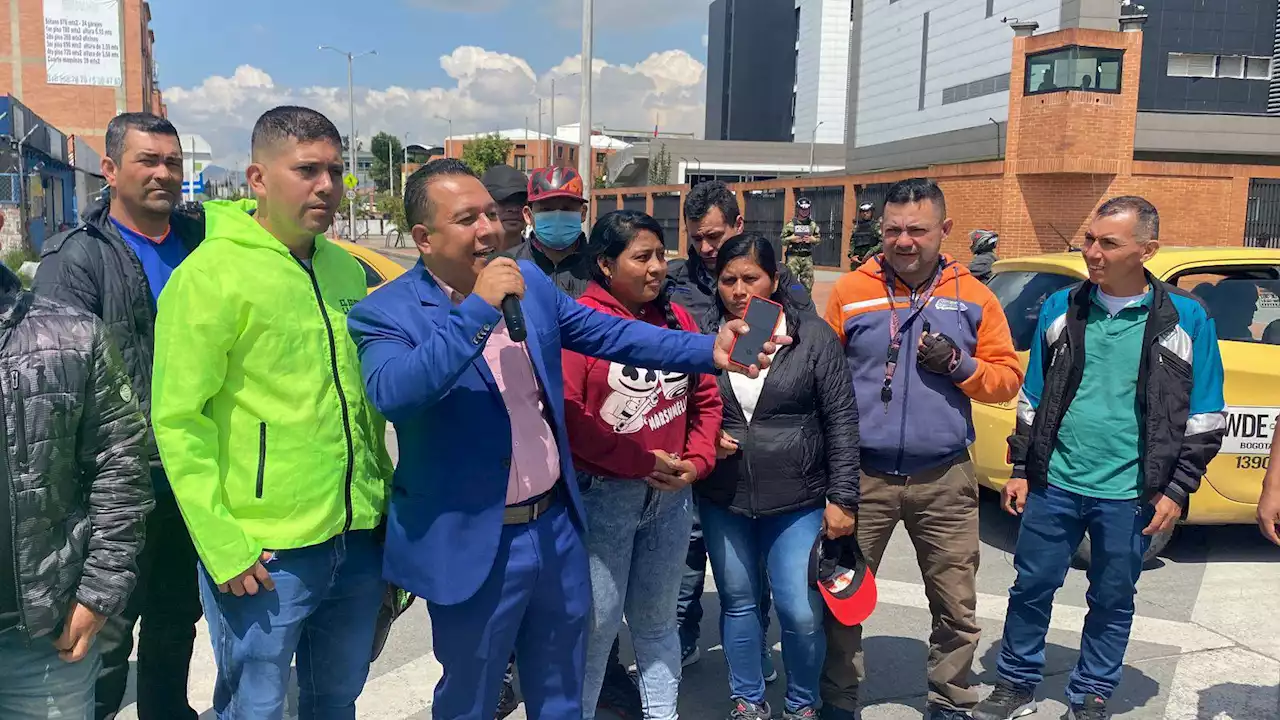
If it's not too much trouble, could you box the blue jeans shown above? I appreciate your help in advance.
[679,508,772,652]
[996,484,1153,704]
[197,530,386,720]
[581,477,694,720]
[700,499,825,711]
[0,629,101,719]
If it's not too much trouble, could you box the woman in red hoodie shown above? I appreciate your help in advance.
[565,209,723,720]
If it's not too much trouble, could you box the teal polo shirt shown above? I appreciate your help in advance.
[1047,288,1151,500]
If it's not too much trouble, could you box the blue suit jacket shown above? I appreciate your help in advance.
[348,260,717,606]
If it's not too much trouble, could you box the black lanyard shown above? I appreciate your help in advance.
[881,263,943,412]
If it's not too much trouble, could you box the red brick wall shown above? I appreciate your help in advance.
[0,0,158,157]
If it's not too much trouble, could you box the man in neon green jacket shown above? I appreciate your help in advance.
[151,106,393,720]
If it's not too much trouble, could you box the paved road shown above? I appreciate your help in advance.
[115,247,1280,718]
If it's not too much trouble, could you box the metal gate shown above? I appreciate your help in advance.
[854,182,892,218]
[796,186,845,267]
[652,193,681,251]
[1246,179,1280,247]
[622,194,646,214]
[744,189,785,258]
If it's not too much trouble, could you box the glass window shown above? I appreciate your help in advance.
[1175,267,1280,345]
[987,271,1079,352]
[1026,46,1123,95]
[1218,55,1245,79]
[1247,56,1273,80]
[352,256,384,289]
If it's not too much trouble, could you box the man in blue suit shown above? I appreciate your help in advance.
[347,159,784,720]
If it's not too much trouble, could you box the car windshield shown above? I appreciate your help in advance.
[987,271,1079,352]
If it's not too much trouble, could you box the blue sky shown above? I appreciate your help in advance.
[151,0,712,165]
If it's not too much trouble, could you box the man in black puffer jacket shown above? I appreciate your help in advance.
[32,113,203,720]
[0,260,152,716]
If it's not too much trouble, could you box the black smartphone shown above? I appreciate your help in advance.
[729,295,784,370]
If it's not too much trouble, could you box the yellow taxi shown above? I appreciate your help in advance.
[334,240,407,292]
[972,247,1280,560]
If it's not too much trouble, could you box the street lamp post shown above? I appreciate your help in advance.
[320,45,376,241]
[809,120,825,175]
[579,0,594,190]
[435,115,453,156]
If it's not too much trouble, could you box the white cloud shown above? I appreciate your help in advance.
[164,46,706,169]
[701,34,709,48]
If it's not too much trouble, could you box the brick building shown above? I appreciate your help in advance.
[595,16,1280,270]
[445,125,629,180]
[0,0,165,157]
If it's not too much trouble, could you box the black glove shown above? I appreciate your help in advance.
[917,332,963,375]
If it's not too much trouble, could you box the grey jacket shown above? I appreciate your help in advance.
[0,264,152,641]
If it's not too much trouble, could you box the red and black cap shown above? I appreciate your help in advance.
[809,532,877,627]
[528,166,586,204]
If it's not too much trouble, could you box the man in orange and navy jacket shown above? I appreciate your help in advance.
[819,178,1022,720]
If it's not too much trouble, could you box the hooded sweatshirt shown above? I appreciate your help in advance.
[562,281,723,480]
[823,255,1022,475]
[151,199,393,584]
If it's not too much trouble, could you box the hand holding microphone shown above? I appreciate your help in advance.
[475,257,527,341]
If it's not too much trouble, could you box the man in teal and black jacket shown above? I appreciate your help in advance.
[977,197,1226,720]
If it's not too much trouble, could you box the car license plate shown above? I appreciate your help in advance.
[1222,406,1279,455]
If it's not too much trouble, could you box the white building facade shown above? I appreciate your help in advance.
[793,0,853,145]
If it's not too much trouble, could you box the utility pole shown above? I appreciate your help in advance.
[550,78,556,167]
[537,99,543,167]
[320,45,376,241]
[435,115,452,157]
[809,120,825,175]
[579,0,594,190]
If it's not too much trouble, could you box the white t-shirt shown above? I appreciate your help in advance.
[730,315,787,423]
[1096,288,1147,317]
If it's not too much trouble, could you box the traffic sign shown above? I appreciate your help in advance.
[345,189,357,200]
[343,173,358,189]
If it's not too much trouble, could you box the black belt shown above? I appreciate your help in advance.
[787,248,814,257]
[503,484,560,525]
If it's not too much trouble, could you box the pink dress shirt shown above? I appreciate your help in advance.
[429,270,561,505]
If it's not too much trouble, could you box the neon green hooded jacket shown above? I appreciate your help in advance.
[152,199,392,584]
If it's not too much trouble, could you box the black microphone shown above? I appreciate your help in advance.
[487,251,527,342]
[503,294,527,342]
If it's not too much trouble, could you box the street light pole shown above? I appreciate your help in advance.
[435,115,452,156]
[809,120,825,174]
[320,45,376,241]
[579,0,594,189]
[550,78,556,167]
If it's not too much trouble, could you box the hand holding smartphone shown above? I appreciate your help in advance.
[728,296,785,371]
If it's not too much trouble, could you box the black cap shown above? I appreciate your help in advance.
[482,165,529,205]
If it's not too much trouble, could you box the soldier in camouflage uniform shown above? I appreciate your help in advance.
[848,202,882,270]
[781,196,821,292]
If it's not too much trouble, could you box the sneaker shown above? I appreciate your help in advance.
[495,677,519,719]
[973,683,1037,720]
[682,643,702,667]
[727,698,772,720]
[927,706,973,720]
[781,707,819,720]
[597,664,643,720]
[1063,694,1109,720]
[762,647,778,683]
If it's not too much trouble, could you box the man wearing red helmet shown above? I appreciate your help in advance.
[508,166,593,298]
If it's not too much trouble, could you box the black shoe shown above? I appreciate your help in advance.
[973,682,1036,720]
[1063,694,1109,720]
[820,706,860,720]
[727,698,772,720]
[495,677,519,719]
[597,664,643,720]
[927,706,973,720]
[681,642,702,667]
[781,707,819,720]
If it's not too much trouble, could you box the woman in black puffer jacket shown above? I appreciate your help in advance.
[697,234,861,720]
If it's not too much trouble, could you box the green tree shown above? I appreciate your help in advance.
[370,132,404,194]
[461,134,515,176]
[375,191,407,233]
[648,143,673,185]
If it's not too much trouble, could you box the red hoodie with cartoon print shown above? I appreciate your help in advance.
[562,281,723,480]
